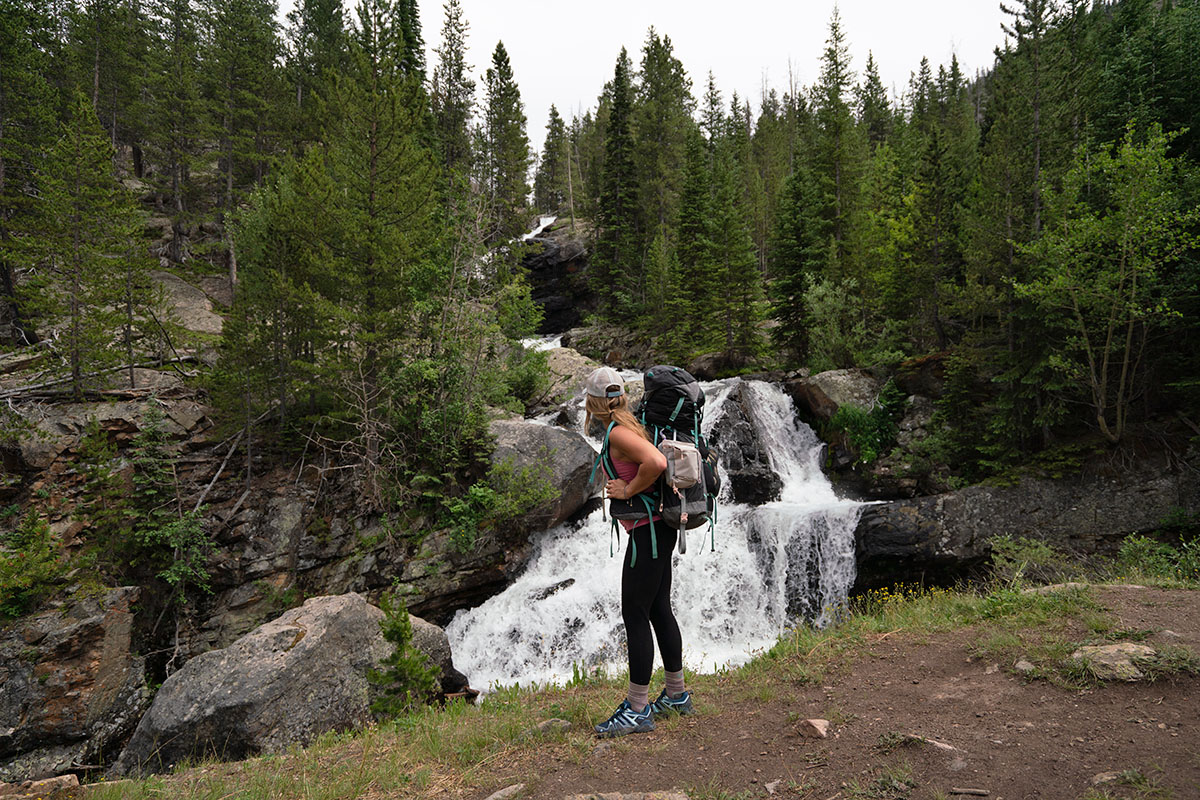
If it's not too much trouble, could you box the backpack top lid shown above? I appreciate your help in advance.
[643,365,699,395]
[640,365,705,435]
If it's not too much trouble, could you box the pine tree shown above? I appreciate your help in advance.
[633,29,693,243]
[64,0,153,159]
[18,92,151,398]
[999,0,1056,236]
[812,8,866,277]
[205,0,284,288]
[480,40,530,242]
[534,104,568,213]
[284,0,348,147]
[674,128,716,347]
[856,51,892,149]
[0,0,57,345]
[770,162,828,360]
[708,145,764,361]
[143,0,206,263]
[593,47,638,312]
[430,0,474,177]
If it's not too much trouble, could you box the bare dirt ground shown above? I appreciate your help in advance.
[478,586,1200,800]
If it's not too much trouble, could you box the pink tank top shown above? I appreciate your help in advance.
[612,455,661,532]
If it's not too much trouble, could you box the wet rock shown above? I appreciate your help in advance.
[523,226,592,333]
[0,588,149,782]
[111,593,453,776]
[687,352,745,381]
[708,383,782,504]
[1072,643,1157,681]
[488,419,596,534]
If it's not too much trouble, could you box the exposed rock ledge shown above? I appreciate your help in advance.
[854,468,1200,590]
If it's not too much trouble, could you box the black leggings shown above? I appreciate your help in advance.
[622,523,683,685]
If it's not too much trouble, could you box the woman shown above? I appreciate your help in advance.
[584,366,696,738]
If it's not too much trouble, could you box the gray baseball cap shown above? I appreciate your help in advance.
[585,367,625,398]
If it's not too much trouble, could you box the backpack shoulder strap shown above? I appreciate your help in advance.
[588,420,620,486]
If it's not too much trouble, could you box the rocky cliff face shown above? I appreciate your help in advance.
[522,222,594,333]
[1,361,599,779]
[853,466,1200,590]
[0,588,150,782]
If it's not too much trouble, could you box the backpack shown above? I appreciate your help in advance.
[588,365,721,565]
[637,366,720,551]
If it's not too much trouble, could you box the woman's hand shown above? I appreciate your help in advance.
[605,478,629,500]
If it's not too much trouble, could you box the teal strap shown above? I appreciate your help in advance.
[590,420,618,487]
[668,397,685,423]
[710,497,716,551]
[638,494,657,559]
[629,532,637,568]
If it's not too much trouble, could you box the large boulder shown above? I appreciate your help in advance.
[707,383,782,504]
[541,347,601,409]
[0,587,150,782]
[111,594,457,776]
[488,419,596,533]
[785,369,881,423]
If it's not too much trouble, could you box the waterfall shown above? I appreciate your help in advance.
[446,378,863,690]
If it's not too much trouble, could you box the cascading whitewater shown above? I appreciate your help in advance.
[445,378,863,690]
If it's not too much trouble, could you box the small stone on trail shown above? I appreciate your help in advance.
[1072,643,1157,681]
[484,783,525,800]
[1160,630,1181,638]
[536,718,572,734]
[765,779,782,795]
[592,742,614,757]
[1090,772,1121,786]
[985,663,999,674]
[797,718,830,738]
[1014,659,1036,674]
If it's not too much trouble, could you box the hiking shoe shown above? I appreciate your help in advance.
[594,700,655,738]
[649,689,695,719]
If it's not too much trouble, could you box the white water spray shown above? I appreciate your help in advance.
[446,378,863,690]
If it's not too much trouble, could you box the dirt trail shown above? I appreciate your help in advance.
[479,587,1200,800]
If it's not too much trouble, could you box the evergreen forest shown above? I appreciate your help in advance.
[2,0,1198,513]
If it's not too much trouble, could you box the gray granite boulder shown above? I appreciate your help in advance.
[111,593,454,776]
[488,419,596,533]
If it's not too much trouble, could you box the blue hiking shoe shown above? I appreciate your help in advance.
[594,700,655,738]
[649,689,695,719]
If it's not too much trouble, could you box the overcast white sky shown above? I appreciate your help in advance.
[293,0,1013,154]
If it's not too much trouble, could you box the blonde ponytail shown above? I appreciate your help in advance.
[585,393,650,442]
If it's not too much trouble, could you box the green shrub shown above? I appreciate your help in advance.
[1,510,67,618]
[368,590,440,717]
[1117,534,1180,579]
[445,455,557,553]
[989,535,1076,585]
[828,379,906,465]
